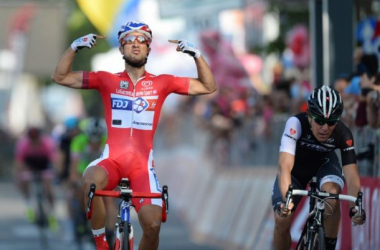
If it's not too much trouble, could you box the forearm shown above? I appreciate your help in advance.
[344,166,362,207]
[194,56,217,93]
[51,47,82,88]
[278,166,292,200]
[347,178,361,208]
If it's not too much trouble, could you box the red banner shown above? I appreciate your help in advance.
[290,177,380,250]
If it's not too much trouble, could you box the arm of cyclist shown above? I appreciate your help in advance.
[277,151,295,217]
[51,34,106,89]
[343,163,366,225]
[169,39,217,95]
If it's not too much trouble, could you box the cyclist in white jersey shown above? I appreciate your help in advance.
[271,85,366,250]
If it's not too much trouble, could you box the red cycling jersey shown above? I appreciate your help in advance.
[82,70,190,211]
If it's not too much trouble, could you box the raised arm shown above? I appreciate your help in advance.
[169,39,217,95]
[51,34,106,89]
[51,47,83,89]
[188,55,217,95]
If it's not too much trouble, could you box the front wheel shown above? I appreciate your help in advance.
[296,232,307,250]
[311,226,325,250]
[126,223,133,250]
[114,223,124,250]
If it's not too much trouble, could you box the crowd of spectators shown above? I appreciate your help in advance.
[163,31,380,178]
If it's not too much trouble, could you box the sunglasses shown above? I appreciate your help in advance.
[121,35,149,45]
[311,115,339,126]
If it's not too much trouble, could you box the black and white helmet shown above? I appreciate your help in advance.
[307,85,343,119]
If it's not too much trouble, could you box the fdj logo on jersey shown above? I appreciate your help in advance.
[111,97,149,113]
[133,97,149,113]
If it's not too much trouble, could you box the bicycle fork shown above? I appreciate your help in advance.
[115,200,134,250]
[306,201,325,250]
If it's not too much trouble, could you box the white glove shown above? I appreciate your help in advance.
[178,39,201,59]
[71,34,97,52]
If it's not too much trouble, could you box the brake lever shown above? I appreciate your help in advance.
[284,184,293,211]
[86,184,96,219]
[162,185,169,214]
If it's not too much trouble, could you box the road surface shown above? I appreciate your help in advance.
[0,182,222,250]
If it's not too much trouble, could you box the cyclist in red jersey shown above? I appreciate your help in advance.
[51,21,217,250]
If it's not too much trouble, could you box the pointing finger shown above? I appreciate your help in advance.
[96,35,107,39]
[168,39,179,44]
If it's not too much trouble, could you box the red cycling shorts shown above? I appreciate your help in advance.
[85,148,162,212]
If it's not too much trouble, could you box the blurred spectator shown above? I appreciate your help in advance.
[286,25,310,69]
[206,101,233,165]
[334,74,350,94]
[353,54,378,127]
[13,126,58,230]
[259,94,274,139]
[334,74,355,126]
[200,30,249,93]
[271,79,291,114]
[345,53,378,97]
[366,73,380,128]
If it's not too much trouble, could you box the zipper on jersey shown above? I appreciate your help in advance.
[130,83,136,137]
[128,72,146,137]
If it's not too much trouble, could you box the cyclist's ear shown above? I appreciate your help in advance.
[147,47,151,57]
[307,113,312,126]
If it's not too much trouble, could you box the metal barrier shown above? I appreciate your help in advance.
[353,126,380,178]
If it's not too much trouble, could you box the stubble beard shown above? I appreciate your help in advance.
[122,55,148,68]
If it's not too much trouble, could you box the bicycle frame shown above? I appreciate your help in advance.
[115,179,134,250]
[285,177,363,250]
[297,178,325,250]
[86,178,169,250]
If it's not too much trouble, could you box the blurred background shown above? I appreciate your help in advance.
[0,0,380,249]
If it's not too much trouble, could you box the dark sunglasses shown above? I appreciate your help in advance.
[122,35,149,45]
[311,115,339,126]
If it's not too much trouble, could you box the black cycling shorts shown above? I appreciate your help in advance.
[272,152,345,212]
[24,155,50,171]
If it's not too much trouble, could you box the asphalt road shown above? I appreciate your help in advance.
[0,182,222,250]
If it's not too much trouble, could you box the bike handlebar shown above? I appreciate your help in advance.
[86,183,169,219]
[284,185,363,216]
[93,190,162,198]
[290,189,358,203]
